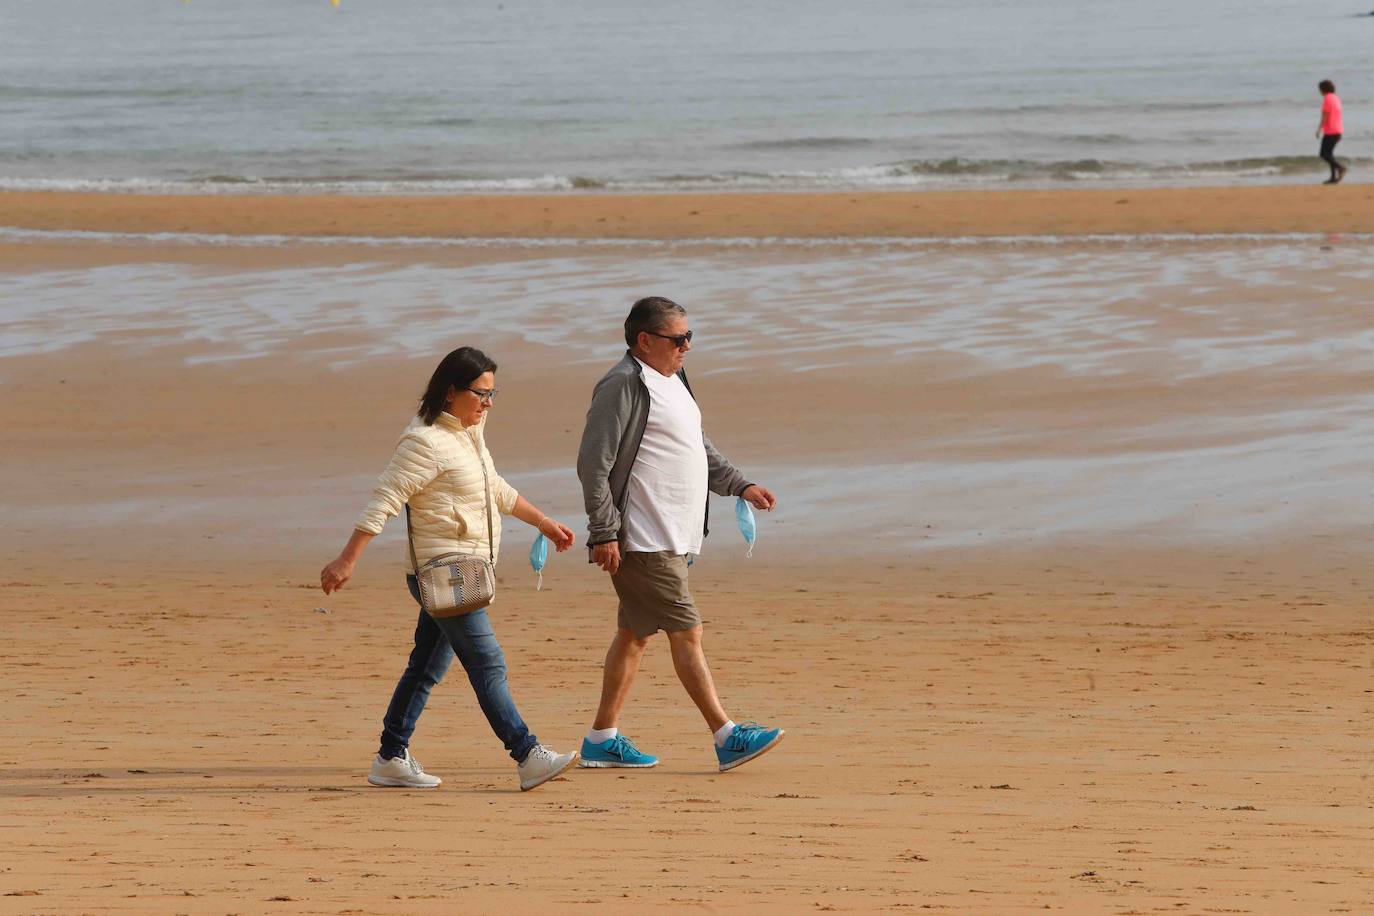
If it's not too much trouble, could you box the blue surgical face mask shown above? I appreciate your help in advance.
[735,497,756,557]
[529,533,548,590]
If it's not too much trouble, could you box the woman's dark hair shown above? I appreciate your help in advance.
[1319,79,1336,94]
[623,296,686,347]
[417,346,497,424]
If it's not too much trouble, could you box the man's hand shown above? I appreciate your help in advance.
[741,484,777,512]
[320,557,355,595]
[592,541,622,575]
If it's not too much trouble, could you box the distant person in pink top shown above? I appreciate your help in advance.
[1316,80,1347,184]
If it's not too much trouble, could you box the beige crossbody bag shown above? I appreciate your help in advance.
[405,453,496,618]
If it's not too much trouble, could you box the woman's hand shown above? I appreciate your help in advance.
[321,530,374,594]
[537,516,576,552]
[510,496,575,551]
[320,556,356,594]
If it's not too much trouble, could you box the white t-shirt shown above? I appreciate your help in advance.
[622,358,709,555]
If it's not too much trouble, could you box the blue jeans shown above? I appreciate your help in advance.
[378,575,537,764]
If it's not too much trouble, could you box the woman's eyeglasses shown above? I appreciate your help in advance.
[645,329,693,349]
[466,387,498,403]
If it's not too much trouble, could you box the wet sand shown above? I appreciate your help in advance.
[3,229,1374,912]
[5,183,1374,240]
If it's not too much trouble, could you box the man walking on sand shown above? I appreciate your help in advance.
[576,296,785,773]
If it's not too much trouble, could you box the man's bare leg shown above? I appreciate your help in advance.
[665,625,729,733]
[591,627,651,730]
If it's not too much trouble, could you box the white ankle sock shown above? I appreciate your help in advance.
[713,720,736,748]
[587,726,617,744]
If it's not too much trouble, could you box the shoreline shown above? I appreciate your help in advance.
[4,184,1374,240]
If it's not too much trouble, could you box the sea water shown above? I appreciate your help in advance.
[0,0,1367,192]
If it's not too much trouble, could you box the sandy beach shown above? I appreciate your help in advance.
[4,192,1374,913]
[5,183,1374,241]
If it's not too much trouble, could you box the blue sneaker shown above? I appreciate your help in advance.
[578,733,659,768]
[716,722,785,772]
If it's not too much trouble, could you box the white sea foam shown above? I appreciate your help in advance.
[0,158,1345,197]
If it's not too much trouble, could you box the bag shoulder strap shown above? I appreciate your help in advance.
[477,440,494,562]
[404,503,421,573]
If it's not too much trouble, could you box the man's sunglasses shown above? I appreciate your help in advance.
[645,329,693,349]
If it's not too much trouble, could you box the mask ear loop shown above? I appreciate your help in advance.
[536,569,543,591]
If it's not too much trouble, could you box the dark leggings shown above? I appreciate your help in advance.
[1320,134,1343,180]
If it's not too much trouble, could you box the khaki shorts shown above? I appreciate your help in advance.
[612,550,700,638]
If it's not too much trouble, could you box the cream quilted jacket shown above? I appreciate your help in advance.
[355,412,519,573]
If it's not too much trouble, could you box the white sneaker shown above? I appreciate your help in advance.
[517,745,578,791]
[367,749,442,788]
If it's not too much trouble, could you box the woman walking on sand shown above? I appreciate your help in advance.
[1317,79,1347,184]
[320,346,580,791]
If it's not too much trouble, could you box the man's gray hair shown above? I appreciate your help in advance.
[624,296,686,347]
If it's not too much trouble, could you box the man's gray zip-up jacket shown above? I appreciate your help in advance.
[577,351,751,548]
